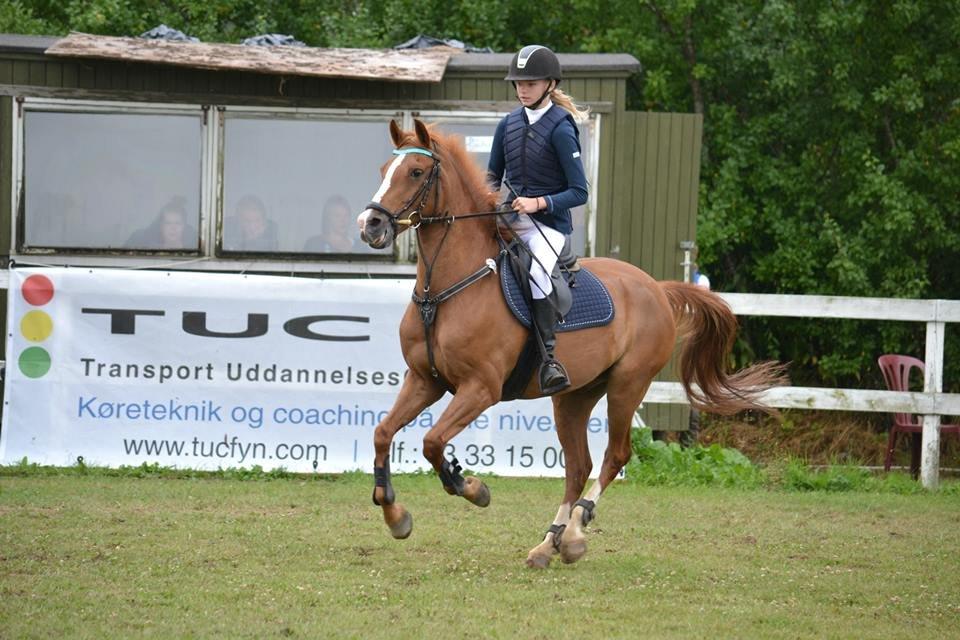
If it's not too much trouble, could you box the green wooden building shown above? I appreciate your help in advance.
[0,33,702,430]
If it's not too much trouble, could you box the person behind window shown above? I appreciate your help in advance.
[487,44,590,395]
[126,196,197,250]
[224,194,278,251]
[304,195,360,253]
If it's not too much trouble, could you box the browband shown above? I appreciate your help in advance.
[393,147,434,158]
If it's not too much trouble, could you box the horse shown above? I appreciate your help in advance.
[356,119,784,568]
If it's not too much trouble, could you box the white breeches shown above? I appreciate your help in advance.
[500,214,566,299]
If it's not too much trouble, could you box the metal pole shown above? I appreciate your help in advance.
[680,240,694,283]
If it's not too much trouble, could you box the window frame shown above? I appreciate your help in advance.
[215,105,405,262]
[10,98,600,274]
[13,97,211,257]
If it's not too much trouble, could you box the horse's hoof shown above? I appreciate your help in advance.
[384,505,413,539]
[463,476,491,508]
[525,551,552,569]
[560,537,587,564]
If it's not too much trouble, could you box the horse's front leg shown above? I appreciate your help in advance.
[373,371,445,539]
[421,381,498,508]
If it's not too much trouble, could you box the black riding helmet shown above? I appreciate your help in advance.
[505,45,562,84]
[506,45,561,110]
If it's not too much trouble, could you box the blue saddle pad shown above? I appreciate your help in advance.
[499,260,614,332]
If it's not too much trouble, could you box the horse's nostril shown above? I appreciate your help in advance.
[367,216,382,229]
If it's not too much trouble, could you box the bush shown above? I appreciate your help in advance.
[626,428,960,494]
[777,458,948,495]
[626,427,764,488]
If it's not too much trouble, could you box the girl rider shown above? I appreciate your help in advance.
[487,45,590,395]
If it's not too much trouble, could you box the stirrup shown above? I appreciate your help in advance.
[539,360,570,395]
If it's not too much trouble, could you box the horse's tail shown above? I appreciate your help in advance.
[660,281,787,416]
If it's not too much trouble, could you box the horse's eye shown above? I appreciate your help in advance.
[411,168,424,178]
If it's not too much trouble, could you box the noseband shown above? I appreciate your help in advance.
[364,147,442,230]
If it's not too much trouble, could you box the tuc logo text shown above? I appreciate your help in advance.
[80,308,371,342]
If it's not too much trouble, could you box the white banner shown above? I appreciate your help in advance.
[1,267,613,476]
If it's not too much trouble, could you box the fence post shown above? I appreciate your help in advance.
[920,319,945,489]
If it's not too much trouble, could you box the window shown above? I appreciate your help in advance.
[21,108,203,251]
[13,100,599,268]
[220,114,394,256]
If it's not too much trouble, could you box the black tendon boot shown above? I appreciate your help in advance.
[532,298,570,394]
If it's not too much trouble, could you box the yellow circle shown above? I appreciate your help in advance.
[21,310,53,342]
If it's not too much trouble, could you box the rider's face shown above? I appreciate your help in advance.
[515,79,554,107]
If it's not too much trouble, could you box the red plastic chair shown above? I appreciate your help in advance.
[877,354,960,477]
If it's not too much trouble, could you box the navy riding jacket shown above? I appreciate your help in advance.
[487,104,588,235]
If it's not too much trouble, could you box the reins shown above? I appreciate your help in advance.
[403,209,505,226]
[364,147,507,229]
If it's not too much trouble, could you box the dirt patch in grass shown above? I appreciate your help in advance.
[688,410,960,468]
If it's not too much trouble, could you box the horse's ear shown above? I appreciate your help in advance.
[389,119,403,147]
[413,118,432,149]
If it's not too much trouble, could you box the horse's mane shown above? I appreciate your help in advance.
[397,125,499,212]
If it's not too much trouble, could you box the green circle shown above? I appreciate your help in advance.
[18,346,51,379]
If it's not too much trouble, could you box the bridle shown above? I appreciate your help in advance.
[363,147,442,232]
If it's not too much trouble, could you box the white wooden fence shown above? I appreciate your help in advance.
[644,293,960,490]
[1,268,957,488]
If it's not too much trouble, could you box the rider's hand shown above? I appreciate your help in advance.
[512,196,545,214]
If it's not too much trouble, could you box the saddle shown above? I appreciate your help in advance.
[497,236,615,399]
[498,235,575,320]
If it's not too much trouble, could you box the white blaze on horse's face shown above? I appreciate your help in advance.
[357,153,411,249]
[357,154,405,232]
[373,154,405,204]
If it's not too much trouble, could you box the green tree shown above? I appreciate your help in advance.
[638,1,960,387]
[511,0,960,389]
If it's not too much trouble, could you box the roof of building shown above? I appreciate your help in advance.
[0,33,640,81]
[45,32,452,82]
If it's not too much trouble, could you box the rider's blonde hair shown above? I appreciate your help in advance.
[552,87,590,123]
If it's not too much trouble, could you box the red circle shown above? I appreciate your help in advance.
[22,274,54,306]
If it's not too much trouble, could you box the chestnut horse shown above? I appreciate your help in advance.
[357,119,783,568]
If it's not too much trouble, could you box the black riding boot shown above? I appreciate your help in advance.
[532,298,570,395]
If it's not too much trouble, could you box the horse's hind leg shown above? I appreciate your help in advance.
[559,376,651,565]
[372,371,445,539]
[526,384,605,569]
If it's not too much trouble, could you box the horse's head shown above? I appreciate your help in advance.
[357,119,441,249]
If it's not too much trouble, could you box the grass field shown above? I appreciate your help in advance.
[2,471,959,639]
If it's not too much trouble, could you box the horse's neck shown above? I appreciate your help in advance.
[414,197,498,293]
